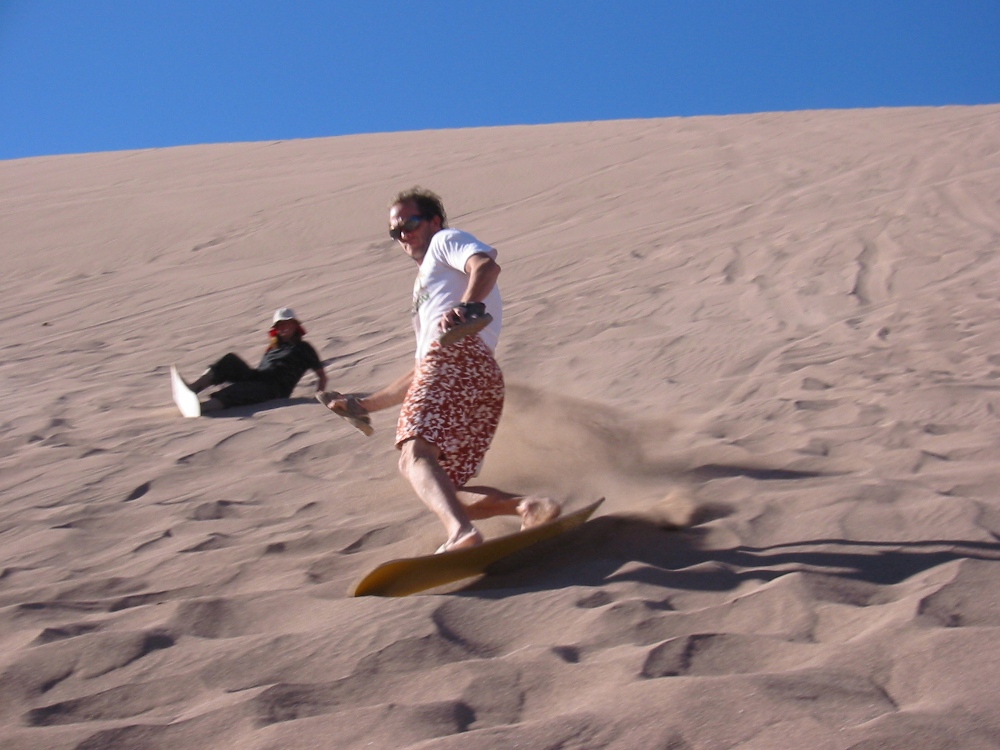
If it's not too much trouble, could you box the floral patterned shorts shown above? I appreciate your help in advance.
[396,336,505,488]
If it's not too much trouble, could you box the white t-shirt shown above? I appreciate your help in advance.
[412,228,503,361]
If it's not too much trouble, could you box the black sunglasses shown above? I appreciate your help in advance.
[388,215,429,241]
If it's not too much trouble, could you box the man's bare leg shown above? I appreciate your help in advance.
[398,437,482,552]
[458,486,561,530]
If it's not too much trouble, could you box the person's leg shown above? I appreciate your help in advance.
[200,397,226,412]
[398,437,482,552]
[397,338,541,550]
[457,486,561,529]
[208,380,281,410]
[186,352,255,394]
[187,370,214,393]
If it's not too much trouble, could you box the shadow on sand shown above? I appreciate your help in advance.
[457,513,1000,599]
[201,396,318,418]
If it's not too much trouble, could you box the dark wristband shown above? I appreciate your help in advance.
[458,301,486,316]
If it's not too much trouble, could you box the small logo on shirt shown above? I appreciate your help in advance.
[412,286,429,314]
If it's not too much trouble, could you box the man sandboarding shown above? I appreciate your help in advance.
[320,188,560,552]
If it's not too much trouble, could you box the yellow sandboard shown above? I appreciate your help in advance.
[351,498,604,597]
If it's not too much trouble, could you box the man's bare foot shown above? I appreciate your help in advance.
[435,527,483,554]
[517,497,561,530]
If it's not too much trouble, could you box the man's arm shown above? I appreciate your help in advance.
[462,253,501,303]
[440,253,501,331]
[349,367,414,413]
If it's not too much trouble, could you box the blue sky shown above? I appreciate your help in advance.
[1,1,998,160]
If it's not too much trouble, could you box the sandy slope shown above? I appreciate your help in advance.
[2,104,1000,749]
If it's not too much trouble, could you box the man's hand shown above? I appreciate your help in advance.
[439,301,486,333]
[439,306,465,333]
[317,391,374,436]
[339,393,369,416]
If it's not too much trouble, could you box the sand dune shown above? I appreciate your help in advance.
[2,104,1000,748]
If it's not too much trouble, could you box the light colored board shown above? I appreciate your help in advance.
[351,498,604,597]
[170,365,201,418]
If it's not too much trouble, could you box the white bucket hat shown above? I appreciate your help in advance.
[273,307,297,323]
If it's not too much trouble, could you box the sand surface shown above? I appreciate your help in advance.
[2,104,1000,748]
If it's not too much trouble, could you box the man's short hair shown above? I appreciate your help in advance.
[391,187,447,228]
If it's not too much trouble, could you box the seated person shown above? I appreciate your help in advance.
[180,307,327,412]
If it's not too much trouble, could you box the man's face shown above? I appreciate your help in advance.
[389,200,440,263]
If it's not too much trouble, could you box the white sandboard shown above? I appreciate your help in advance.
[170,365,201,418]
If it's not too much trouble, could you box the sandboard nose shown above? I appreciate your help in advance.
[170,365,202,418]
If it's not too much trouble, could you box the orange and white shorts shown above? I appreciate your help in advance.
[396,336,505,488]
